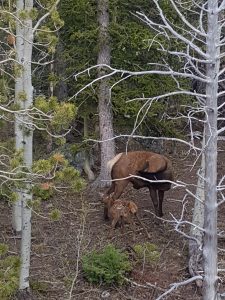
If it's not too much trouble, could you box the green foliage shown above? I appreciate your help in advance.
[14,64,23,78]
[48,72,58,86]
[27,199,41,211]
[51,103,77,131]
[30,8,38,20]
[33,184,53,201]
[9,192,19,204]
[18,10,29,20]
[55,166,86,192]
[32,152,85,200]
[32,159,54,175]
[10,150,23,169]
[82,244,132,285]
[34,96,77,134]
[36,26,59,53]
[51,10,64,29]
[58,0,190,138]
[49,208,61,221]
[0,244,20,300]
[0,244,8,256]
[133,242,160,264]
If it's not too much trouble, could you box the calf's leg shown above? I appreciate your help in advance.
[104,205,109,220]
[110,217,119,237]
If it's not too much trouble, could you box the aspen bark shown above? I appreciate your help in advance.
[13,0,25,233]
[14,0,34,291]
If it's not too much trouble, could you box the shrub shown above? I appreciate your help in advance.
[82,244,132,285]
[133,242,160,264]
[0,244,20,300]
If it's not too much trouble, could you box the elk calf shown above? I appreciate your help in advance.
[101,194,138,237]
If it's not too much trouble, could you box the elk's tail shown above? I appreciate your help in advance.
[107,153,123,172]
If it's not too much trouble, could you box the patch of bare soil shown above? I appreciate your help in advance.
[1,143,225,300]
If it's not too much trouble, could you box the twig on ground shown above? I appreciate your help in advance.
[68,194,87,300]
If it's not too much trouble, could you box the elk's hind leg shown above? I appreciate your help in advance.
[158,190,164,217]
[149,188,160,217]
[110,217,119,238]
[113,180,129,199]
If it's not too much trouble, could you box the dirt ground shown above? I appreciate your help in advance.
[1,142,225,300]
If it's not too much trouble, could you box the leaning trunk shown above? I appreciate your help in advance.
[94,0,115,188]
[202,1,220,298]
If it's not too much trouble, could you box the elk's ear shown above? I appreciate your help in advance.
[146,155,167,173]
[128,202,138,214]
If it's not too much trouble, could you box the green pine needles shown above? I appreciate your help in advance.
[82,244,132,285]
[0,244,20,300]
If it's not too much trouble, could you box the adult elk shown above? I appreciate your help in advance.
[104,151,173,218]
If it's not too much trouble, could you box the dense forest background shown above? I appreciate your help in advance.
[1,1,224,299]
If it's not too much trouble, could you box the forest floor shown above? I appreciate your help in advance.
[2,142,225,300]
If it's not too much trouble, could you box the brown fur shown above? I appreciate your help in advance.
[106,151,174,217]
[101,194,137,236]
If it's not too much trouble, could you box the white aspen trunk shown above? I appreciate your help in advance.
[203,1,220,298]
[94,0,115,188]
[15,0,34,292]
[12,0,25,233]
[19,192,32,290]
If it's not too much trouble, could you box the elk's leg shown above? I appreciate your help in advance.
[127,215,136,241]
[113,180,129,199]
[120,216,125,234]
[149,188,160,216]
[104,205,109,220]
[158,190,164,217]
[110,218,118,237]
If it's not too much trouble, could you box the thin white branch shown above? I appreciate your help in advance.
[155,275,202,300]
[32,0,61,33]
[168,0,206,37]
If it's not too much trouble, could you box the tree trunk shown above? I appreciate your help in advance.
[12,0,25,233]
[14,0,34,291]
[203,1,220,298]
[93,0,115,188]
